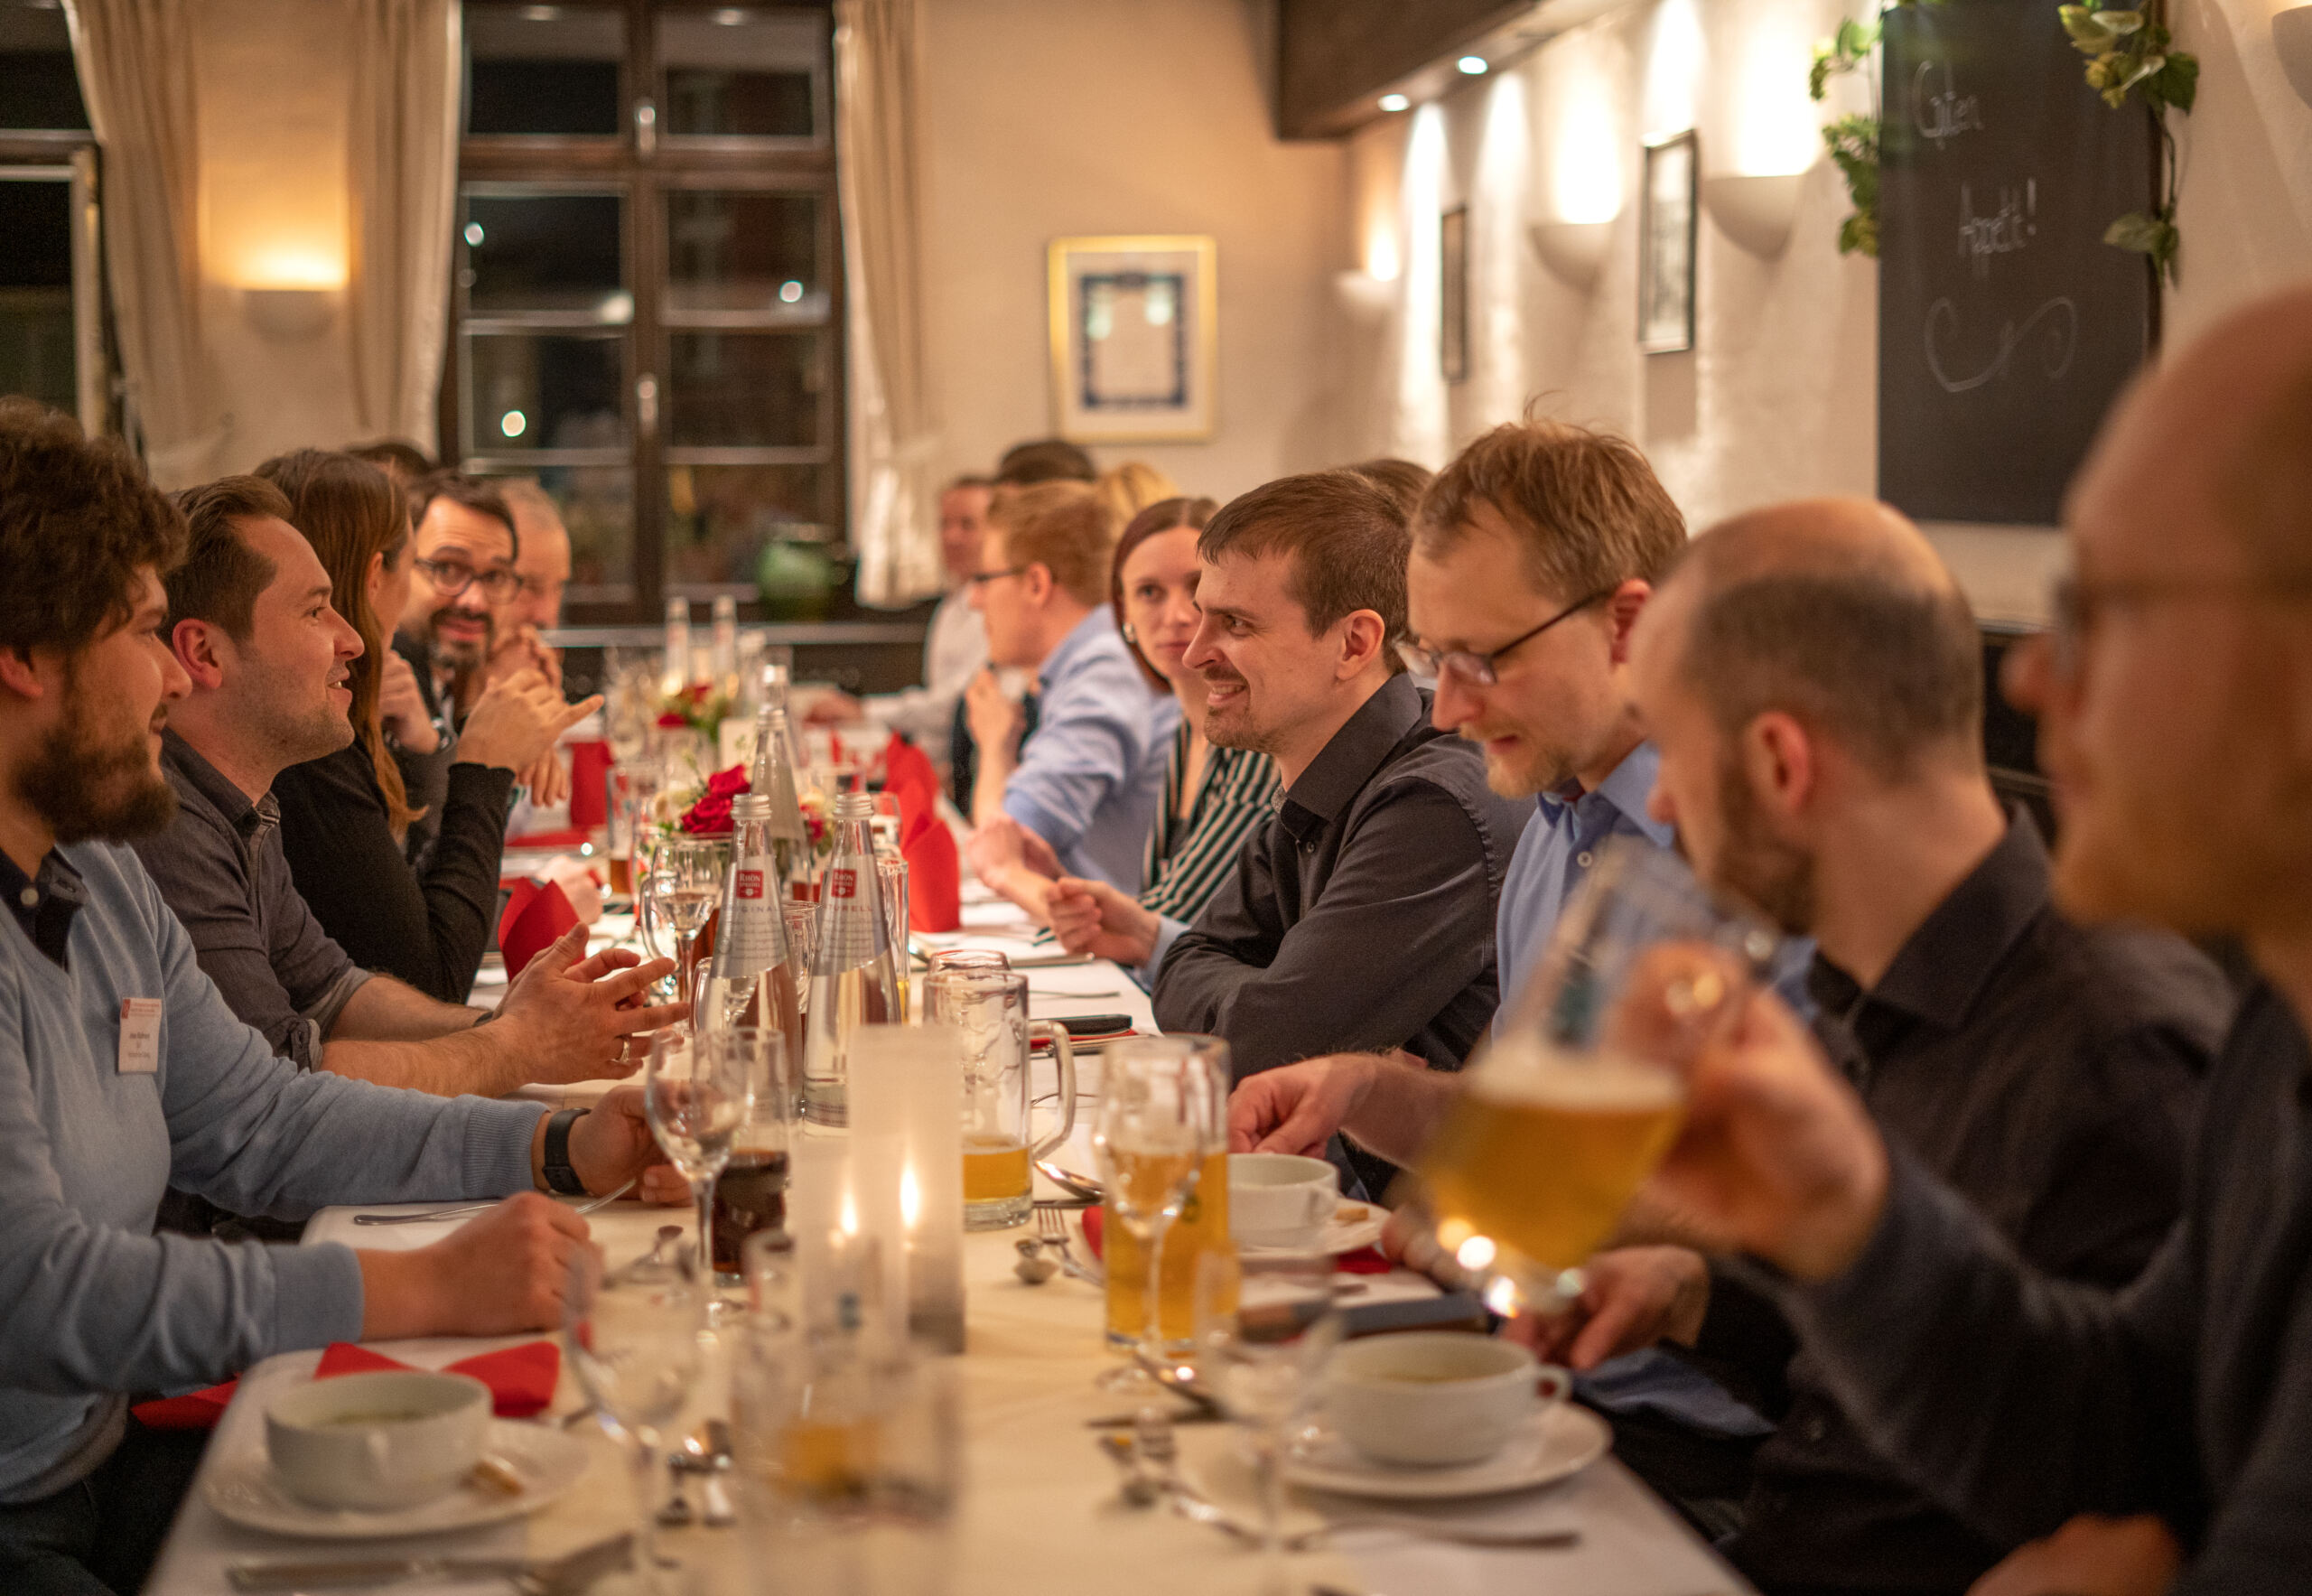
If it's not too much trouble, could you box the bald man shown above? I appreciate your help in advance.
[1625,285,2312,1594]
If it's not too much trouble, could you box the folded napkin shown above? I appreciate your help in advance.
[886,733,960,931]
[503,827,592,850]
[567,739,611,829]
[131,1339,560,1431]
[498,878,579,978]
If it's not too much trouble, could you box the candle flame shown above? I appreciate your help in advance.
[899,1165,922,1229]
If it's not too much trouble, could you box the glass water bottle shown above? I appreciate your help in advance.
[799,792,904,1127]
[702,792,806,1073]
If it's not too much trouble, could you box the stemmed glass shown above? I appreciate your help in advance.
[644,835,726,1017]
[1195,1251,1341,1596]
[564,1241,706,1591]
[1091,1040,1216,1397]
[644,1029,753,1314]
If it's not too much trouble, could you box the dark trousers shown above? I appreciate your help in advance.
[0,1419,210,1596]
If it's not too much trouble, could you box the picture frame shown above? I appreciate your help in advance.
[1440,206,1469,383]
[1047,235,1217,443]
[1639,132,1698,354]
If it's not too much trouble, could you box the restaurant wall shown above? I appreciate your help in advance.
[1336,0,2312,625]
[914,0,1350,500]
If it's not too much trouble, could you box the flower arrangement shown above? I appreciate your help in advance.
[654,680,735,742]
[673,761,832,855]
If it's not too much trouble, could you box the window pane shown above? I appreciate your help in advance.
[0,2,89,130]
[466,4,624,137]
[462,191,628,316]
[667,331,821,449]
[0,178,73,409]
[665,190,823,316]
[658,11,821,142]
[668,463,828,588]
[464,331,626,455]
[472,464,635,595]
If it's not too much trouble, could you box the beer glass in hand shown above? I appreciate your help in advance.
[1415,837,1782,1314]
[1092,1039,1217,1393]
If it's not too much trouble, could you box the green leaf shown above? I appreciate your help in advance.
[2103,210,2174,256]
[2157,51,2199,113]
[2100,8,2147,33]
[2060,5,2120,51]
[1838,212,1879,257]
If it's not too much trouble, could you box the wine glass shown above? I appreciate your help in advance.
[644,1029,752,1311]
[1091,1041,1216,1397]
[1195,1251,1341,1595]
[645,835,726,1018]
[564,1242,706,1591]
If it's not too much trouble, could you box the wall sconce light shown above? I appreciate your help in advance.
[1701,172,1809,257]
[1334,269,1398,319]
[240,286,338,341]
[2278,5,2312,107]
[1528,219,1614,290]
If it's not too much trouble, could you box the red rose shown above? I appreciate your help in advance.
[685,682,711,704]
[705,764,750,799]
[656,711,688,729]
[681,795,734,835]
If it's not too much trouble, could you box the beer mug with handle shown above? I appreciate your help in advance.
[923,968,1077,1231]
[1414,836,1783,1315]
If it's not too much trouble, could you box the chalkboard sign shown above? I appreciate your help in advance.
[1878,0,2155,527]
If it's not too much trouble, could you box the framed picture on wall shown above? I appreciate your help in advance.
[1440,206,1469,382]
[1639,132,1698,354]
[1048,235,1217,442]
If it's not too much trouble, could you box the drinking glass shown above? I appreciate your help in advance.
[925,948,1007,975]
[644,835,727,1017]
[1194,1251,1340,1596]
[1091,1038,1218,1395]
[605,758,664,905]
[782,898,818,1018]
[1413,836,1783,1315]
[644,1028,753,1304]
[1101,1034,1233,1362]
[564,1242,706,1591]
[710,1028,795,1293]
[922,969,1077,1231]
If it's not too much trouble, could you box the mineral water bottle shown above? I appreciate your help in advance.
[660,598,692,695]
[702,792,805,1072]
[799,793,903,1127]
[749,704,815,900]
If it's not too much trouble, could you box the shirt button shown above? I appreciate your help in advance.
[1804,1416,1828,1444]
[16,887,34,910]
[1575,851,1594,870]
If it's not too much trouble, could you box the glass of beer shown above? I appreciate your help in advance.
[1415,838,1781,1315]
[922,968,1077,1230]
[1092,1036,1225,1391]
[1103,1034,1233,1358]
[711,1027,795,1293]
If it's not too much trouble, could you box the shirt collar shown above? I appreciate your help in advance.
[0,844,86,968]
[1534,741,1675,846]
[161,728,274,843]
[1279,674,1426,839]
[1038,607,1120,692]
[1808,808,2052,1032]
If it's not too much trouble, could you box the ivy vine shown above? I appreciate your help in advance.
[1805,0,2198,285]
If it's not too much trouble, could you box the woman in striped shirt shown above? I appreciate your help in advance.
[1046,497,1281,984]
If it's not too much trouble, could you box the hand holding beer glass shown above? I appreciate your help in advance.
[1415,838,1782,1316]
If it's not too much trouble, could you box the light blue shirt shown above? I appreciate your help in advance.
[1494,742,1676,1035]
[1001,608,1179,892]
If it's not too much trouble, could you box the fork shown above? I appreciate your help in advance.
[1035,1206,1105,1285]
[352,1176,636,1226]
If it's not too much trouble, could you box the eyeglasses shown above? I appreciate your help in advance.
[1396,586,1617,686]
[2047,569,2312,681]
[413,556,522,602]
[964,565,1027,588]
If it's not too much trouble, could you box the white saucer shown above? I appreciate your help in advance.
[1284,1402,1610,1499]
[203,1420,589,1539]
[1239,1202,1387,1259]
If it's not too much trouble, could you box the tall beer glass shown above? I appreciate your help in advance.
[1414,838,1780,1312]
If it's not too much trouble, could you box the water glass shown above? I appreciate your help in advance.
[644,1029,753,1300]
[644,835,728,1017]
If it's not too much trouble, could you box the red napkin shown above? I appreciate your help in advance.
[1080,1203,1105,1260]
[503,827,592,851]
[567,740,611,828]
[498,878,579,978]
[132,1339,560,1431]
[884,733,959,931]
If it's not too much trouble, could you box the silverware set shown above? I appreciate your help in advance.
[350,1177,636,1227]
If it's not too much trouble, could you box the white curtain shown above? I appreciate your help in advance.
[345,0,461,446]
[835,0,943,607]
[64,0,223,485]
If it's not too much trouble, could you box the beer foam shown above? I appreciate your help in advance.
[1467,1038,1684,1110]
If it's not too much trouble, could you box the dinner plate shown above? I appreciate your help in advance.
[1282,1402,1610,1499]
[202,1420,589,1539]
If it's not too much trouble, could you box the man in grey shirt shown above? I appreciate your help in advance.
[0,401,685,1596]
[134,475,676,1098]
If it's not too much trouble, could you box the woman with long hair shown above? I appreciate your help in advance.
[261,450,578,1001]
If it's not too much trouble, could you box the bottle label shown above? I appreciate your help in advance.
[736,868,765,901]
[716,853,788,973]
[815,859,885,966]
[826,867,857,901]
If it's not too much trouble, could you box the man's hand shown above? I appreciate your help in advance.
[1645,986,1889,1280]
[493,925,686,1082]
[562,1085,688,1203]
[1048,876,1159,966]
[357,1192,589,1339]
[964,668,1025,759]
[797,686,864,726]
[517,749,570,810]
[378,649,440,754]
[486,623,563,693]
[461,668,597,776]
[1518,1246,1711,1370]
[1969,1514,2182,1596]
[966,816,1062,922]
[1228,1053,1385,1157]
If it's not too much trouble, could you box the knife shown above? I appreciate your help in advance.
[226,1554,530,1591]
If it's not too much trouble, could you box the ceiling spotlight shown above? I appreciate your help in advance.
[1457,54,1489,75]
[1378,92,1410,113]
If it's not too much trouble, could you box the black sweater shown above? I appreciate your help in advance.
[272,738,513,1003]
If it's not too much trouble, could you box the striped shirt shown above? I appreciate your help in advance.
[1135,723,1280,984]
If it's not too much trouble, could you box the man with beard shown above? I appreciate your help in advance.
[134,476,680,1099]
[1151,471,1526,1135]
[0,400,683,1596]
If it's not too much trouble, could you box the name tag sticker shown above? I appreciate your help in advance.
[118,997,163,1075]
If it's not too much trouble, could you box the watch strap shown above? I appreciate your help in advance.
[543,1107,588,1196]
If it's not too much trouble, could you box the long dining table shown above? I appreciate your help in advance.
[144,880,1750,1596]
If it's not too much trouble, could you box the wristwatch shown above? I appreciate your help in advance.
[543,1107,589,1196]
